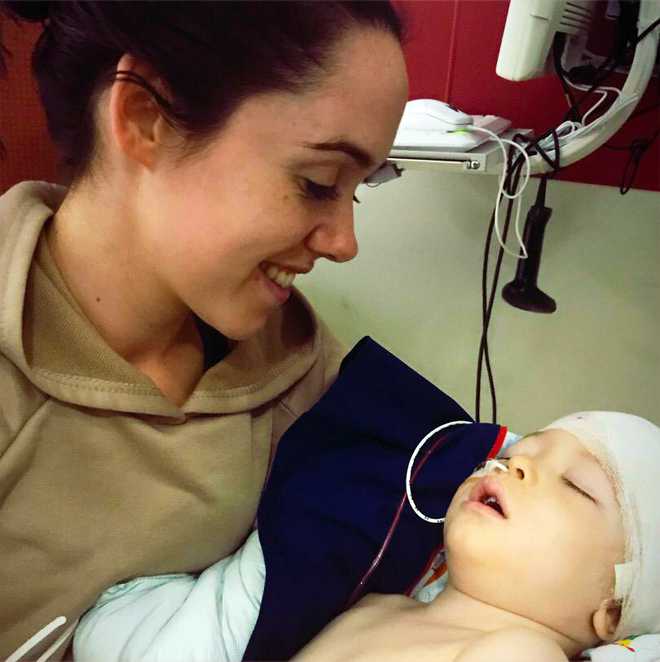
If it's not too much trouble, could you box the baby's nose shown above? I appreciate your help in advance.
[506,455,536,482]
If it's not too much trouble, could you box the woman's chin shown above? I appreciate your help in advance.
[220,314,270,342]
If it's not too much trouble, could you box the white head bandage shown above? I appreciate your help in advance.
[541,411,660,638]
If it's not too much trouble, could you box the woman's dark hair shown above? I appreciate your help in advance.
[0,1,406,185]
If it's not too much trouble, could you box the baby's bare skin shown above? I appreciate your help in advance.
[293,594,480,662]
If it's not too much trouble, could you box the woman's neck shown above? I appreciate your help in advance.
[47,183,200,369]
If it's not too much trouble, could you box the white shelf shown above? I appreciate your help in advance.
[387,129,533,176]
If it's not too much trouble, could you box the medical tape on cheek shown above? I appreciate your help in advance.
[615,562,635,602]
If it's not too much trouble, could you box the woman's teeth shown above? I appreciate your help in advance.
[263,263,296,289]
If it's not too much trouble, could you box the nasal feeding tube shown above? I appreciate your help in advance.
[348,422,510,608]
[405,420,510,524]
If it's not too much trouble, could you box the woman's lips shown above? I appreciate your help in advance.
[260,267,291,304]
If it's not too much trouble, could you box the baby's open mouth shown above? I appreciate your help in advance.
[468,476,509,518]
[481,495,505,517]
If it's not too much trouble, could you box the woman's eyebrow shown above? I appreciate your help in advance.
[301,139,376,170]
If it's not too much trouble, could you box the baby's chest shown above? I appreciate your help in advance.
[352,624,472,662]
[299,611,475,662]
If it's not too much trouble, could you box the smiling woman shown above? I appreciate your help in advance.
[0,2,409,659]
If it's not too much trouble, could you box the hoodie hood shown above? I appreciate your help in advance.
[0,181,323,419]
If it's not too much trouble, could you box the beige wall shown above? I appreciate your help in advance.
[298,171,659,434]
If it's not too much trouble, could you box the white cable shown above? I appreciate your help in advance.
[466,92,634,255]
[565,78,623,125]
[581,89,609,124]
[534,93,639,155]
[535,120,583,152]
[6,616,75,662]
[35,620,78,662]
[405,420,472,524]
[534,79,624,153]
[465,125,532,258]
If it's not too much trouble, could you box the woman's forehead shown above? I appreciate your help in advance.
[232,30,407,158]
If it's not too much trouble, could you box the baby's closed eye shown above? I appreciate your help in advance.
[562,476,596,502]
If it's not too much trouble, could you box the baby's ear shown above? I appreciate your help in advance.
[592,598,622,642]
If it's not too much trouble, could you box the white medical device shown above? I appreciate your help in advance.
[390,0,658,175]
[400,99,474,130]
[392,114,512,155]
[497,0,660,174]
[497,0,595,81]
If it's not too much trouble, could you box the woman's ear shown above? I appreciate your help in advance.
[107,53,175,171]
[592,598,622,642]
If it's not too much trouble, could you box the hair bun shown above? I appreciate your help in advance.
[1,1,50,23]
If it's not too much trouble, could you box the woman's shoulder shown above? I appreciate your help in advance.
[0,181,66,231]
[0,351,47,450]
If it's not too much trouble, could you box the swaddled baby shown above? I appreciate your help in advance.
[73,411,660,662]
[294,411,660,662]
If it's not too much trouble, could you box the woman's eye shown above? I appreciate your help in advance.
[303,180,340,202]
[302,180,360,204]
[563,477,595,502]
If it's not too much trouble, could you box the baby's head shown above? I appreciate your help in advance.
[442,411,660,649]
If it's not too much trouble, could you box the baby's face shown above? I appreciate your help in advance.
[443,429,625,642]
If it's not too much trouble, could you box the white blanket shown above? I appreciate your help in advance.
[74,530,264,662]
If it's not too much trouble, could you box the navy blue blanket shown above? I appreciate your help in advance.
[243,337,504,661]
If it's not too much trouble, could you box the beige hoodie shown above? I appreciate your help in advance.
[0,181,346,658]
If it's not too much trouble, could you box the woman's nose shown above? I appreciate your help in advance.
[305,207,359,263]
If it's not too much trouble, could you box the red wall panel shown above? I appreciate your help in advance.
[0,22,60,191]
[394,0,659,192]
[1,4,658,193]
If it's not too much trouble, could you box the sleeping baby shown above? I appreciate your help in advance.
[293,411,660,662]
[72,410,660,662]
